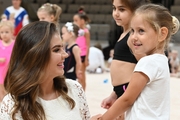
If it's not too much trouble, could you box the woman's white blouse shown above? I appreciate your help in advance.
[0,79,90,120]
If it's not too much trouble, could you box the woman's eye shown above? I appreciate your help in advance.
[53,48,60,52]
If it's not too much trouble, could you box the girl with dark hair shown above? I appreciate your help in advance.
[73,7,91,91]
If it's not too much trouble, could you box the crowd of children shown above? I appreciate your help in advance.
[0,0,180,120]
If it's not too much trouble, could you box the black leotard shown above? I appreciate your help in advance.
[64,44,78,80]
[113,33,137,63]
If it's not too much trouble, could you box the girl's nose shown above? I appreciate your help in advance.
[114,9,119,16]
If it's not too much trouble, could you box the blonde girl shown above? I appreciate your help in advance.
[73,7,90,91]
[37,3,62,26]
[62,22,82,81]
[91,3,179,120]
[0,20,15,102]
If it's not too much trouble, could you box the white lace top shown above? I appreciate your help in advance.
[0,79,90,120]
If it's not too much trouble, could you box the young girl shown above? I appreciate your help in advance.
[37,3,62,25]
[62,22,82,81]
[100,0,149,119]
[91,3,179,120]
[73,7,90,90]
[0,20,15,102]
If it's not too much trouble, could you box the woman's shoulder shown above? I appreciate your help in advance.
[65,79,82,89]
[0,94,15,117]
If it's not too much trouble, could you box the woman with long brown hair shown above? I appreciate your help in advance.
[0,21,90,120]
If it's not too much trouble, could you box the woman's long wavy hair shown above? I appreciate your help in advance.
[4,21,75,120]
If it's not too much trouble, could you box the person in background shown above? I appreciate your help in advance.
[0,21,90,120]
[0,20,15,103]
[107,49,114,68]
[86,43,109,73]
[4,0,29,36]
[91,3,179,120]
[37,3,62,27]
[73,7,90,91]
[62,22,82,81]
[169,50,180,77]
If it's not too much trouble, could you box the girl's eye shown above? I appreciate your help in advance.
[112,6,116,10]
[139,29,144,34]
[130,29,134,34]
[119,8,125,12]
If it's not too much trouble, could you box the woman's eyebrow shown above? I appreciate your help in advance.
[52,45,63,49]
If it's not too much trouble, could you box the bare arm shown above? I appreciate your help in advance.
[72,46,82,80]
[99,72,149,120]
[0,58,6,63]
[84,30,90,66]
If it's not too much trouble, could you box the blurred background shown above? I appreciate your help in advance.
[0,0,180,59]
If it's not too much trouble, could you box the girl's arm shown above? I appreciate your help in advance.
[84,30,90,66]
[0,58,6,63]
[97,72,149,120]
[73,46,82,80]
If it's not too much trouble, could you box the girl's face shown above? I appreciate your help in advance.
[12,0,21,9]
[37,11,54,22]
[73,15,83,27]
[61,27,72,42]
[45,33,68,77]
[112,0,133,27]
[0,26,13,42]
[129,14,159,55]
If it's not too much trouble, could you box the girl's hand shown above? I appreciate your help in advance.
[85,59,89,67]
[101,95,117,109]
[90,114,102,120]
[0,58,6,63]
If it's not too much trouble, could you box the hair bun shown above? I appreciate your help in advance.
[172,16,180,35]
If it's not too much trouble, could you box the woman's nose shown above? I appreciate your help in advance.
[62,50,69,58]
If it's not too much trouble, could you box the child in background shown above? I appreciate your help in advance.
[62,22,82,81]
[73,7,90,91]
[169,50,180,74]
[91,3,179,120]
[4,0,29,36]
[107,49,114,68]
[37,3,62,26]
[87,43,109,73]
[0,20,15,102]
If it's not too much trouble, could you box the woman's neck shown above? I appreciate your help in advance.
[39,78,59,100]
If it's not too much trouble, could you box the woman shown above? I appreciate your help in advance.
[0,21,90,120]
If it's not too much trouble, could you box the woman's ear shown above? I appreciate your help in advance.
[159,27,168,42]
